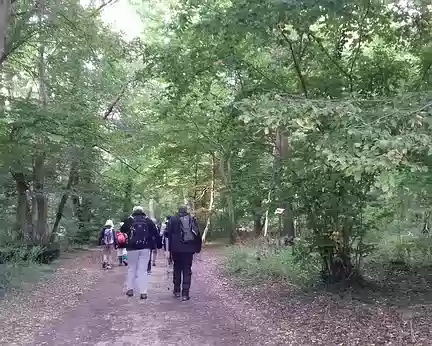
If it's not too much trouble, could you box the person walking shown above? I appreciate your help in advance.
[161,216,172,270]
[167,207,202,301]
[98,219,116,269]
[115,222,128,266]
[120,206,159,300]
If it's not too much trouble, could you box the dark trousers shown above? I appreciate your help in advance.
[172,252,194,295]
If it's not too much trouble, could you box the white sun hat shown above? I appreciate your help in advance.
[132,206,144,213]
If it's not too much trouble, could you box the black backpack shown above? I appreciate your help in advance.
[128,215,149,247]
[179,215,199,244]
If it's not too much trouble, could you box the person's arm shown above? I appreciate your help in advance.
[192,217,202,253]
[147,218,159,249]
[113,229,118,247]
[166,218,174,252]
[98,228,105,245]
[120,218,132,238]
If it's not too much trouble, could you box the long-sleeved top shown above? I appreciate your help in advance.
[167,211,202,254]
[119,212,159,251]
[98,226,117,246]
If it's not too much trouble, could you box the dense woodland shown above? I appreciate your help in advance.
[1,0,432,286]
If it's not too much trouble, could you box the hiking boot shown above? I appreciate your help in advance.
[182,290,190,301]
[126,289,134,297]
[140,293,148,300]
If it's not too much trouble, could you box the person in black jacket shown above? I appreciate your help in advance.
[167,206,202,301]
[120,206,159,300]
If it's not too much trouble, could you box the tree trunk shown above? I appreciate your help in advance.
[263,189,272,237]
[81,171,92,227]
[202,153,215,243]
[51,162,76,238]
[0,0,11,64]
[149,198,156,219]
[219,153,236,243]
[123,175,133,214]
[252,198,263,236]
[11,171,31,241]
[274,128,295,238]
[33,0,48,244]
[34,152,48,243]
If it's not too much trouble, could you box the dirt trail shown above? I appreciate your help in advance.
[0,248,287,346]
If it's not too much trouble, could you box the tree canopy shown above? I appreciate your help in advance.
[1,0,432,282]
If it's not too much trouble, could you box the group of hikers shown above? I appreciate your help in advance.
[98,205,202,301]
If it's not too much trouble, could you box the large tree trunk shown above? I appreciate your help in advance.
[11,171,32,241]
[219,153,236,243]
[202,153,215,243]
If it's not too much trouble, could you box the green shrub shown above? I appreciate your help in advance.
[224,244,321,287]
[0,244,60,264]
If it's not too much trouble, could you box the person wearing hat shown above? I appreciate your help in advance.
[98,219,117,269]
[120,206,159,300]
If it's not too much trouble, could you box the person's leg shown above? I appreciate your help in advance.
[147,253,152,274]
[181,253,194,300]
[152,249,157,266]
[136,249,151,299]
[117,248,123,265]
[126,250,138,296]
[172,252,182,296]
[122,249,128,266]
[107,245,114,268]
[102,246,109,268]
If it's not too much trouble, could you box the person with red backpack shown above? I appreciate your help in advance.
[120,206,159,300]
[116,222,128,266]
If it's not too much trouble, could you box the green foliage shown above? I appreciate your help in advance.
[224,245,320,286]
[2,0,432,289]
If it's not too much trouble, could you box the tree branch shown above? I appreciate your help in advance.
[90,0,120,17]
[0,29,38,67]
[103,81,130,119]
[308,32,351,80]
[348,0,371,91]
[278,26,308,98]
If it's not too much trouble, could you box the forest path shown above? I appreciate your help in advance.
[0,247,288,346]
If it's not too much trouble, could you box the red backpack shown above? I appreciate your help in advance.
[116,232,128,247]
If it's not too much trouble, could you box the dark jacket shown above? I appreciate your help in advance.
[167,211,202,254]
[120,211,159,251]
[98,226,117,246]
